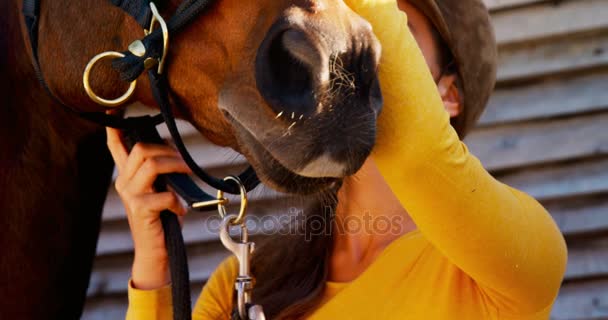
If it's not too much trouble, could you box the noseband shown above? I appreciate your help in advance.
[22,1,264,319]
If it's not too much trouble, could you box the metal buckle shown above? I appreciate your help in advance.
[83,51,137,107]
[220,215,265,320]
[190,197,229,210]
[216,176,248,225]
[217,176,265,320]
[82,2,169,107]
[126,2,169,74]
[146,2,169,74]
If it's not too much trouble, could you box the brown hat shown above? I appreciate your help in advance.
[409,0,498,139]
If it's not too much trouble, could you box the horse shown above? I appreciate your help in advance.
[0,0,381,318]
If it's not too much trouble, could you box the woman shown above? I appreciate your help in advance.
[111,0,568,318]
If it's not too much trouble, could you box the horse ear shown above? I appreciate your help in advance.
[437,74,461,118]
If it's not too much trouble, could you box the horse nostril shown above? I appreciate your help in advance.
[281,29,325,80]
[256,26,328,119]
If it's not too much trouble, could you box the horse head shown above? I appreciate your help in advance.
[35,0,382,194]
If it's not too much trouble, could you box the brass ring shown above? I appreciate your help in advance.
[217,176,248,225]
[148,2,169,74]
[83,51,137,107]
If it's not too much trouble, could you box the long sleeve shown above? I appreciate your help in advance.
[345,0,568,316]
[125,257,237,320]
[125,279,173,320]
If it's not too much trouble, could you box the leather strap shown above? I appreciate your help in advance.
[110,0,152,28]
[149,70,261,193]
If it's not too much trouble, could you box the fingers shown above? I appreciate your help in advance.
[114,143,192,221]
[114,142,191,194]
[129,192,188,217]
[123,143,184,182]
[106,127,128,172]
[128,156,192,194]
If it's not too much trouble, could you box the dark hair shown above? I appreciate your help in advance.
[250,189,339,319]
[430,25,456,78]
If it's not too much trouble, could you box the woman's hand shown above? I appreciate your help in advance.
[106,127,191,290]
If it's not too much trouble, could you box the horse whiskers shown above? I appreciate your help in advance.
[312,56,357,112]
[328,54,356,91]
[276,111,307,122]
[282,122,297,137]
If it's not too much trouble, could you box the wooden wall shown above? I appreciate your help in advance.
[83,0,608,318]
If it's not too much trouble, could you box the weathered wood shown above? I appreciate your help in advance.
[497,157,608,202]
[479,71,608,126]
[492,0,608,45]
[83,282,205,320]
[546,195,608,238]
[551,278,608,319]
[465,112,608,171]
[88,242,227,298]
[496,31,608,83]
[81,295,129,320]
[565,236,608,282]
[484,0,546,11]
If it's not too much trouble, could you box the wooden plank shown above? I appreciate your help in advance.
[546,195,608,237]
[479,71,608,126]
[484,0,546,11]
[497,157,608,202]
[82,295,129,320]
[551,278,608,319]
[496,31,608,83]
[565,236,608,281]
[492,0,608,45]
[465,112,608,171]
[83,282,205,320]
[88,241,226,298]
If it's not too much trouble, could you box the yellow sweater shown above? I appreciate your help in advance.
[125,0,568,319]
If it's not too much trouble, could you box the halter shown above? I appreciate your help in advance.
[22,0,264,319]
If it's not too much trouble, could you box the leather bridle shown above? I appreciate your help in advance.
[22,0,264,319]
